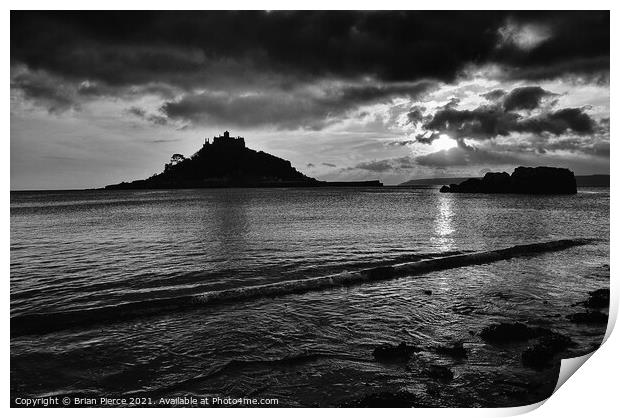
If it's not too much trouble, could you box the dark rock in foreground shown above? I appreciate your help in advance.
[373,342,419,362]
[521,333,575,369]
[425,365,454,381]
[583,288,610,309]
[567,310,608,325]
[440,166,577,194]
[480,322,549,343]
[339,391,418,407]
[105,131,382,190]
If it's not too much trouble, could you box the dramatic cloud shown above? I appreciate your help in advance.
[9,11,609,189]
[11,67,80,113]
[160,80,435,129]
[502,86,556,111]
[11,11,609,117]
[353,160,394,172]
[497,20,552,51]
[348,156,416,172]
[414,134,609,169]
[481,89,506,102]
[127,106,168,125]
[406,79,607,175]
[406,105,427,124]
[415,132,441,144]
[420,86,597,141]
[387,139,416,147]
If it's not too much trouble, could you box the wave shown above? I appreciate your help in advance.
[11,238,592,337]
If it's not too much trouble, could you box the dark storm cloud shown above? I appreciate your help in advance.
[423,105,517,139]
[517,108,596,135]
[387,139,416,147]
[482,132,609,158]
[420,86,598,141]
[127,106,146,118]
[492,13,609,81]
[126,106,168,126]
[10,11,609,131]
[353,160,394,172]
[348,156,416,172]
[146,115,169,126]
[159,80,435,129]
[481,89,506,102]
[11,69,77,113]
[11,11,609,89]
[406,105,427,124]
[150,139,180,143]
[502,86,556,111]
[415,132,441,144]
[333,82,437,107]
[497,57,611,83]
[159,91,326,130]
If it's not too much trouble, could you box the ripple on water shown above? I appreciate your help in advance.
[10,188,609,406]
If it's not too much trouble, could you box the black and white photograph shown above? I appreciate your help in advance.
[9,8,612,409]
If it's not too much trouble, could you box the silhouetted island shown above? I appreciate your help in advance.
[105,131,382,189]
[439,167,577,194]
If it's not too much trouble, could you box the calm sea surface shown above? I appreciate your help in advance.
[10,187,609,407]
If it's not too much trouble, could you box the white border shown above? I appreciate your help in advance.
[4,2,617,416]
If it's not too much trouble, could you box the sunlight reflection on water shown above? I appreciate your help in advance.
[431,194,455,251]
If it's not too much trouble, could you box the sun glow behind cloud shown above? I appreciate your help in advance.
[432,135,458,152]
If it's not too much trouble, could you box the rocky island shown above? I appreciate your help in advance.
[439,167,577,194]
[105,131,382,189]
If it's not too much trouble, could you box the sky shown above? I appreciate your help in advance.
[10,11,610,189]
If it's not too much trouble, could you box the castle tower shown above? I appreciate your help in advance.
[211,130,245,148]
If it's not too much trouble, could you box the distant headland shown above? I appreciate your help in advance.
[105,131,382,190]
[438,167,577,195]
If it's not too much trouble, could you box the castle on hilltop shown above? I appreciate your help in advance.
[204,131,245,149]
[165,131,246,171]
[106,129,384,189]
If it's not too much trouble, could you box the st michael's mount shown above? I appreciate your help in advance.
[105,131,382,190]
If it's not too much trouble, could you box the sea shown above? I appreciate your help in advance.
[10,186,610,407]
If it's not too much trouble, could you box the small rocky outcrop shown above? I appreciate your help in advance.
[440,166,577,194]
[583,288,610,309]
[568,288,609,325]
[567,310,608,325]
[373,342,419,362]
[480,322,549,343]
[521,333,575,369]
[425,364,454,381]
